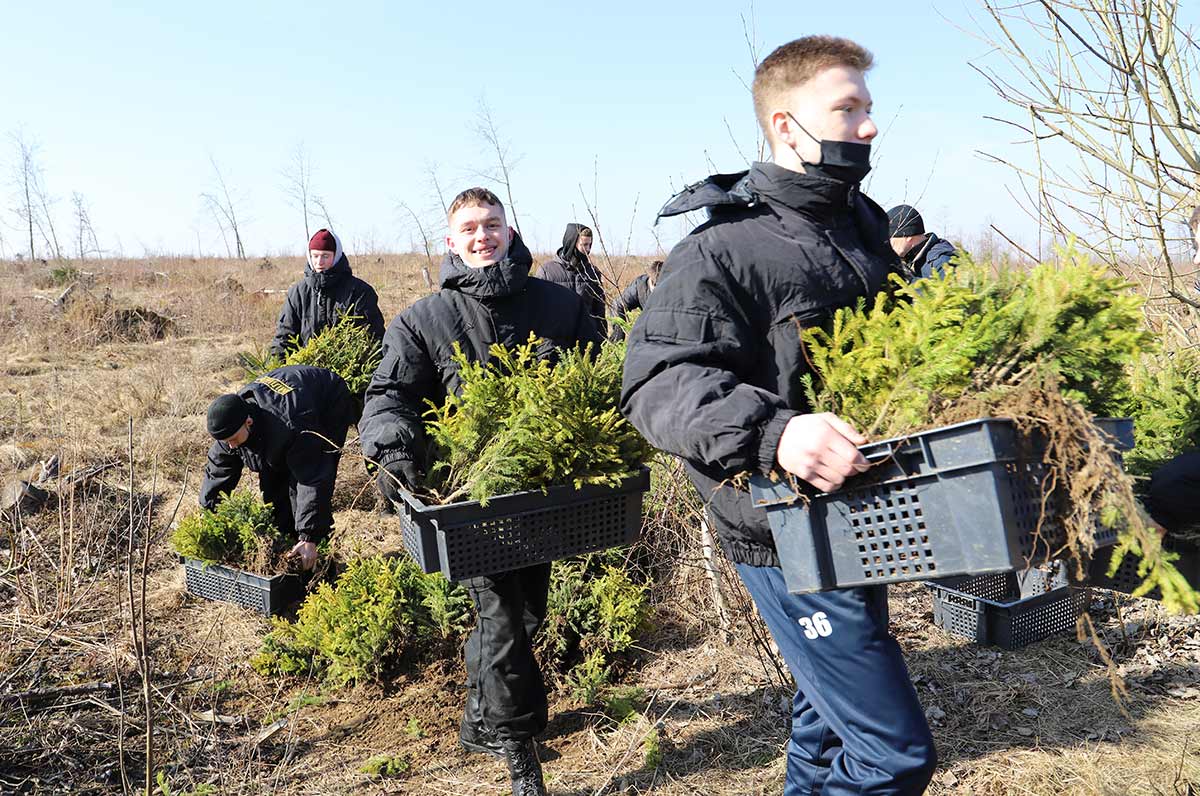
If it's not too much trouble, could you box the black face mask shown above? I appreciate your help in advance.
[786,112,873,185]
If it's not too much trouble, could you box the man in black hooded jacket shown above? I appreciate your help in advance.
[199,364,359,571]
[359,187,600,796]
[621,37,936,795]
[538,223,607,335]
[270,228,386,359]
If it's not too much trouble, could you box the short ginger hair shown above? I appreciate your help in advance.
[752,36,874,139]
[1189,206,1200,233]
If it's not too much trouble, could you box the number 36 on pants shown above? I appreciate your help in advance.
[797,611,833,639]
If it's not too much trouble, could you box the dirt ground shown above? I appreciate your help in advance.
[1,254,1198,796]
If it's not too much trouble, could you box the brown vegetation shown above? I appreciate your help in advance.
[0,254,1197,795]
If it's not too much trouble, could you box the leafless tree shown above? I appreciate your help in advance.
[9,132,62,261]
[281,143,314,240]
[397,200,436,292]
[471,99,523,237]
[201,156,247,259]
[312,196,335,233]
[975,0,1200,318]
[428,161,450,217]
[72,192,102,260]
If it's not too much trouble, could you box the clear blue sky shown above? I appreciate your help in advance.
[1,1,1058,259]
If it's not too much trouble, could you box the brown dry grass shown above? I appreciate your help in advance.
[1,253,1197,795]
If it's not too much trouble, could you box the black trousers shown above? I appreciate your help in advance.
[258,467,297,537]
[462,563,552,742]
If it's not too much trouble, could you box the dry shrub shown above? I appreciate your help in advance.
[62,290,176,344]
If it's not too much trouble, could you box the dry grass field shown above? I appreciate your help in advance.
[0,253,1198,795]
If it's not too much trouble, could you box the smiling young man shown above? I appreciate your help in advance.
[269,228,385,361]
[621,37,937,795]
[358,187,601,796]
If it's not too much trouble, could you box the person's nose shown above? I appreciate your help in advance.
[859,115,878,142]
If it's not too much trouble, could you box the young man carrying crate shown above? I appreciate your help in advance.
[621,36,937,795]
[358,188,601,796]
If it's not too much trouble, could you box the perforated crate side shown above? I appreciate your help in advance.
[931,586,986,640]
[840,478,941,582]
[930,577,1088,650]
[998,587,1090,649]
[756,417,1128,594]
[438,488,643,581]
[398,506,441,574]
[182,559,302,616]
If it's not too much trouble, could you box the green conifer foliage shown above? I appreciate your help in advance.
[252,556,469,686]
[799,247,1199,612]
[802,249,1151,438]
[423,335,653,504]
[1118,349,1200,478]
[240,313,383,394]
[171,491,282,569]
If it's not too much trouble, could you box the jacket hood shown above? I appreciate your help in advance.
[304,229,351,287]
[554,222,593,269]
[438,230,534,299]
[657,162,857,222]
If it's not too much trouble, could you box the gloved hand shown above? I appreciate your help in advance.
[376,458,421,505]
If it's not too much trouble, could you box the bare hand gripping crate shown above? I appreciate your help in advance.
[928,562,1088,649]
[749,417,1133,594]
[181,557,305,616]
[395,467,651,581]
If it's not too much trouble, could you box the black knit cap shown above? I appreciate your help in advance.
[887,204,924,238]
[206,394,250,439]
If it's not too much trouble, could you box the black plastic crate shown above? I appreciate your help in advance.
[182,557,305,616]
[394,468,651,581]
[929,562,1089,649]
[1087,540,1200,601]
[749,417,1133,594]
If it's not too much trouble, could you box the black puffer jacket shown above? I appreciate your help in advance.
[198,365,360,540]
[609,274,652,342]
[538,223,607,335]
[620,162,898,566]
[359,234,603,472]
[270,230,386,357]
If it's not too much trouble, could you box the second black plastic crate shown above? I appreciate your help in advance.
[181,557,305,616]
[394,467,651,581]
[749,417,1133,594]
[1087,540,1200,601]
[929,563,1089,649]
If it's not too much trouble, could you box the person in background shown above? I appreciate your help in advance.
[199,365,359,571]
[608,259,662,342]
[887,204,962,281]
[270,228,385,360]
[538,223,607,335]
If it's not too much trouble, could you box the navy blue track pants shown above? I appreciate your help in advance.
[735,564,937,796]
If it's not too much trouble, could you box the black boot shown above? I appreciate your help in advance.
[503,739,546,796]
[460,718,504,758]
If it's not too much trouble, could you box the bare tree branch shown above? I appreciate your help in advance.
[200,156,246,259]
[281,143,313,241]
[471,99,523,238]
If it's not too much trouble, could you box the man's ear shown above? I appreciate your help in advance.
[769,109,790,148]
[445,234,457,253]
[508,226,515,244]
